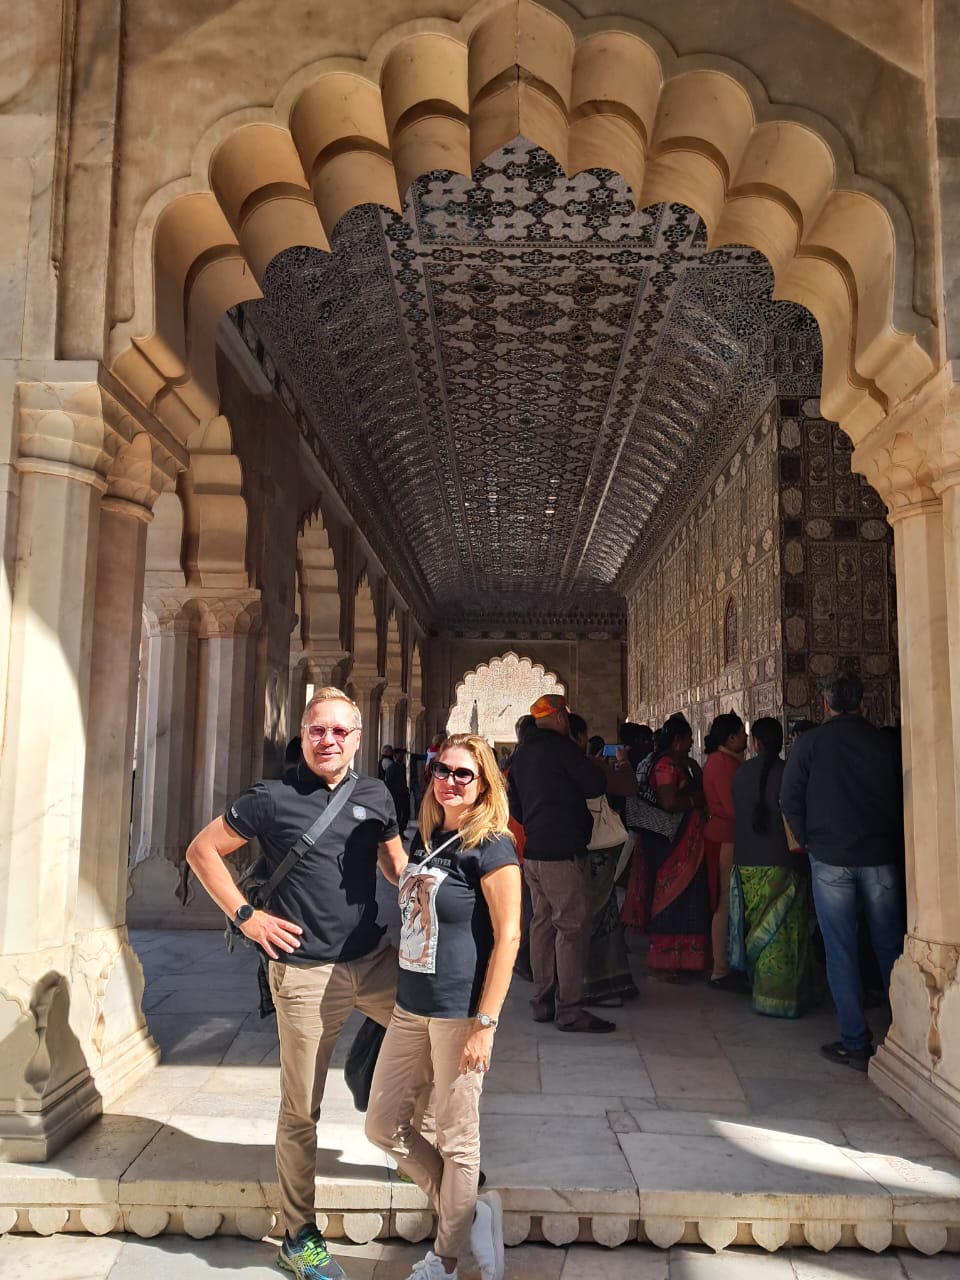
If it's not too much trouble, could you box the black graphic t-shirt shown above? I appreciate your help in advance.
[225,765,399,964]
[397,828,518,1018]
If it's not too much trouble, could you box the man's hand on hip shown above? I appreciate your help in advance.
[241,910,303,959]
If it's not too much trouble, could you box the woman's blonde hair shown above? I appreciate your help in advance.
[418,733,514,851]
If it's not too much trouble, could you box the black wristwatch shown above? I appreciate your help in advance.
[235,903,255,925]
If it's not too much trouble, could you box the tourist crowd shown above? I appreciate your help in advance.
[497,669,905,1072]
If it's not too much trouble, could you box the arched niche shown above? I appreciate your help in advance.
[448,651,566,742]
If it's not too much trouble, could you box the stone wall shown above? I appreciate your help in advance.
[627,399,781,747]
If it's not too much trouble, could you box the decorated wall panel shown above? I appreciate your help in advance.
[627,400,780,743]
[626,390,899,747]
[779,397,899,726]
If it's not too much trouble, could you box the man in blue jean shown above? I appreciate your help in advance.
[781,669,905,1071]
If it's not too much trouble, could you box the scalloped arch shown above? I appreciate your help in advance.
[452,650,566,707]
[112,0,937,445]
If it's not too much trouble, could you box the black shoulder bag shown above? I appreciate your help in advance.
[225,770,359,1018]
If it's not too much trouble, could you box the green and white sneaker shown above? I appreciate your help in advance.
[278,1225,347,1280]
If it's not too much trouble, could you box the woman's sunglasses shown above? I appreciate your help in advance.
[430,761,477,785]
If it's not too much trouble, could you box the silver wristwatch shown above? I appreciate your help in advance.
[475,1012,498,1029]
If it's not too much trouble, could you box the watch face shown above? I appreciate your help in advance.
[236,904,254,923]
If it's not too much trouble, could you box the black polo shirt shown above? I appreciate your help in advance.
[225,763,399,964]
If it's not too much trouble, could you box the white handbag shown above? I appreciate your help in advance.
[586,795,628,851]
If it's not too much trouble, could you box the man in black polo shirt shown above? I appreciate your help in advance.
[780,669,904,1072]
[186,687,407,1280]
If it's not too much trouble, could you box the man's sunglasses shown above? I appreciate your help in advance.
[304,724,360,743]
[430,761,477,785]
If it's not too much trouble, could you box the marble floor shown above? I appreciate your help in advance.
[2,926,960,1265]
[1,1232,959,1279]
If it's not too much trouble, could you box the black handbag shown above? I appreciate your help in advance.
[344,1017,387,1111]
[225,771,359,1017]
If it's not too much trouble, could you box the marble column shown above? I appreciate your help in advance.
[861,376,960,1154]
[380,690,401,751]
[128,600,199,927]
[408,699,427,753]
[74,448,174,1103]
[129,591,261,927]
[192,595,262,829]
[348,667,385,776]
[0,381,119,1159]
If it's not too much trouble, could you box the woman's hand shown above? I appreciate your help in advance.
[459,1023,496,1074]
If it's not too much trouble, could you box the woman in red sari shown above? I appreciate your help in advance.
[645,714,711,979]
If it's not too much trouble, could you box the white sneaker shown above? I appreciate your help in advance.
[470,1191,504,1280]
[404,1251,457,1280]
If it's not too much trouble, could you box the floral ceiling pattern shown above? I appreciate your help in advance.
[234,138,820,634]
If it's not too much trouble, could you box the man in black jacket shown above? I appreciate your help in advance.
[507,694,614,1033]
[781,669,904,1071]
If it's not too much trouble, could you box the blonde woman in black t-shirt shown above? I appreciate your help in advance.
[366,734,521,1280]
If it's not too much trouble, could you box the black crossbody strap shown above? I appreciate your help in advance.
[260,771,359,905]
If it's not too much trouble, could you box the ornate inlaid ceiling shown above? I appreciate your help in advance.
[235,139,820,634]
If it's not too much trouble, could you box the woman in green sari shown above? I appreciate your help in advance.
[729,717,813,1018]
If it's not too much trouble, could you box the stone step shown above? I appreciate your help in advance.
[1,1108,959,1257]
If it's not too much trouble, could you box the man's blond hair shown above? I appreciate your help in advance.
[301,687,362,729]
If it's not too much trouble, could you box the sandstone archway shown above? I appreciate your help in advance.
[111,0,934,450]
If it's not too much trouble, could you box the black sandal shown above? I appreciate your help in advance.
[557,1012,616,1034]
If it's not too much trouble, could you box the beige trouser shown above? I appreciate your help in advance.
[269,936,399,1236]
[365,1006,484,1260]
[524,855,590,1026]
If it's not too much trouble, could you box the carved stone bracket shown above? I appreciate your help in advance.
[17,382,124,487]
[141,589,261,638]
[852,366,960,514]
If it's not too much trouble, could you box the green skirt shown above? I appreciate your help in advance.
[729,865,813,1019]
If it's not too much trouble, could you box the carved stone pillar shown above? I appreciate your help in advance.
[348,667,385,776]
[128,599,198,926]
[408,699,427,753]
[0,381,119,1158]
[856,373,960,1154]
[129,591,260,927]
[193,595,262,829]
[73,434,175,1102]
[380,690,401,751]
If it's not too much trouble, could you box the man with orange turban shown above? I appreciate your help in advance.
[507,695,614,1032]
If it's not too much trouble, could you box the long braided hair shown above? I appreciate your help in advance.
[749,717,784,834]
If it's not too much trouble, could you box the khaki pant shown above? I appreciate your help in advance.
[269,935,398,1235]
[524,855,590,1026]
[365,1006,484,1259]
